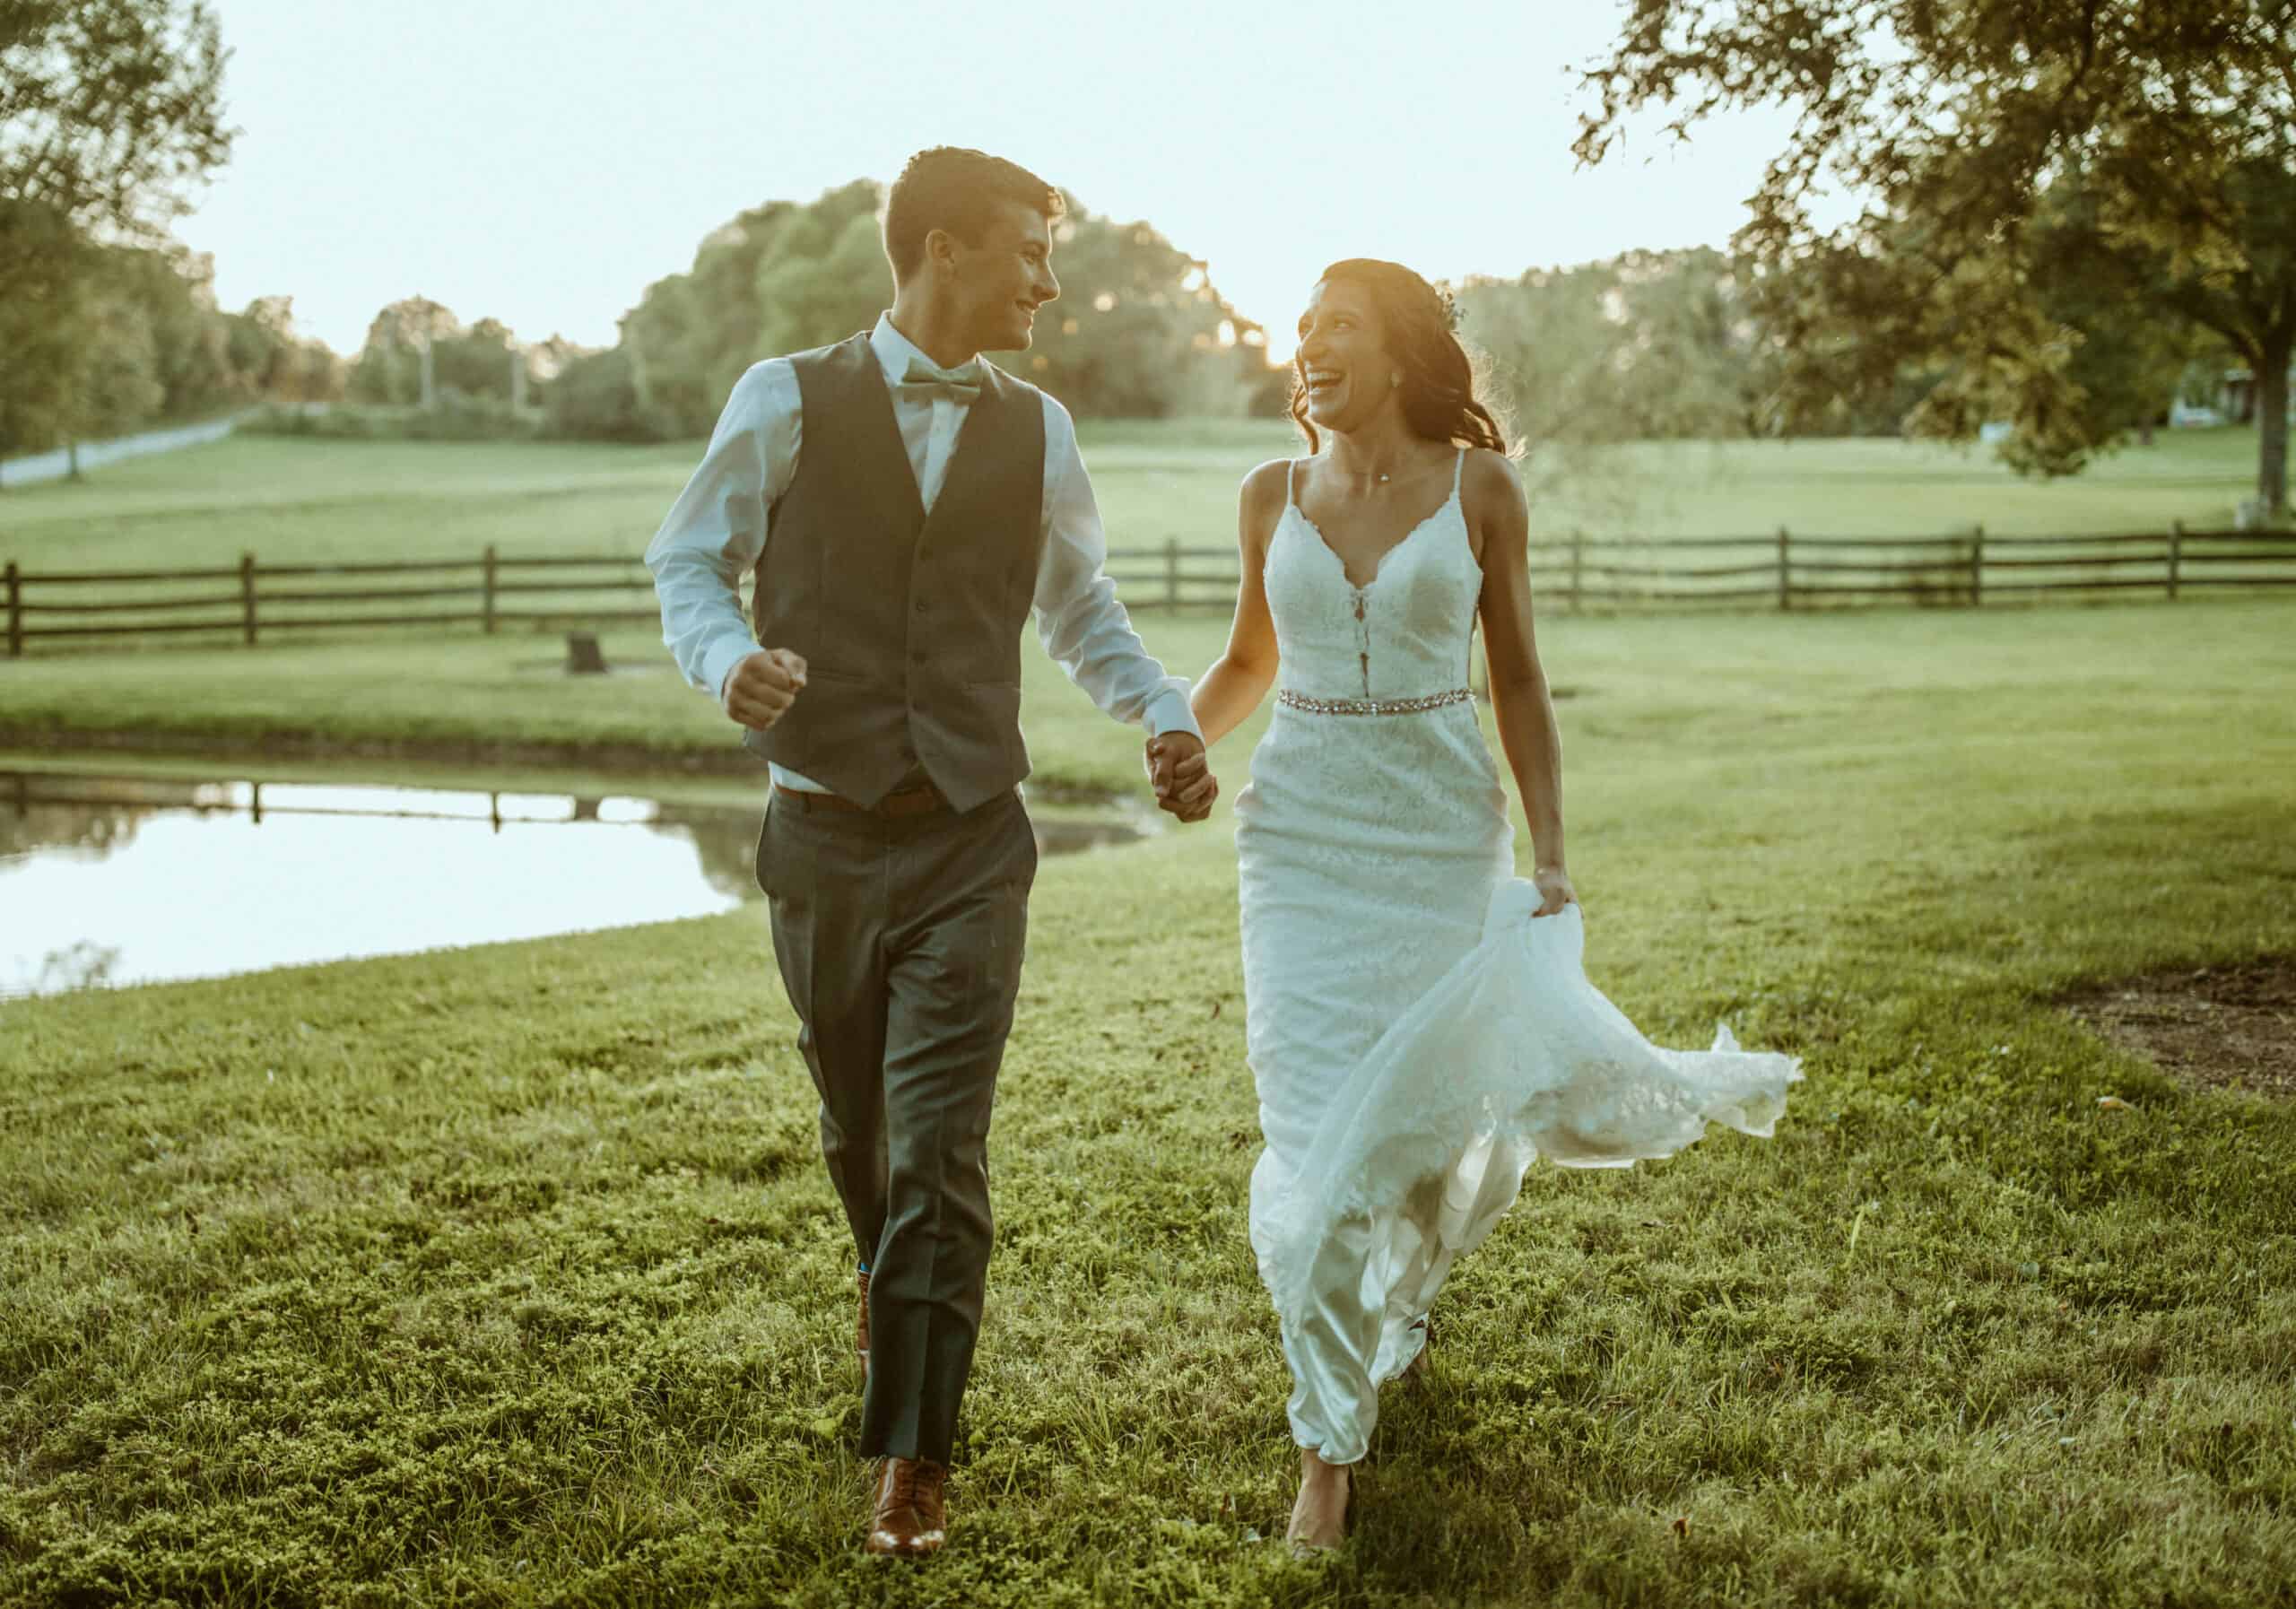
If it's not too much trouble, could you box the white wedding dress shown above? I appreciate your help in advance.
[1234,451,1802,1464]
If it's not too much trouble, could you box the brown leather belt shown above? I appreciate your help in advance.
[775,781,950,820]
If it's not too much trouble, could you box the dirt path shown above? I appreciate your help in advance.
[2062,958,2296,1099]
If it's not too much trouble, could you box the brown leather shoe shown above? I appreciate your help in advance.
[856,1269,871,1377]
[865,1457,948,1558]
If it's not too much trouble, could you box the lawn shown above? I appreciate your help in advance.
[3,598,2292,1605]
[0,421,2274,580]
[1,422,2285,776]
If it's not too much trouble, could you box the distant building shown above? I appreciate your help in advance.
[2217,362,2296,425]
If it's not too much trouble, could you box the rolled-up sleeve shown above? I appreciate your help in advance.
[644,361,800,700]
[1031,396,1203,739]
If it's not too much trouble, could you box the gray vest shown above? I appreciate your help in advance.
[744,333,1048,812]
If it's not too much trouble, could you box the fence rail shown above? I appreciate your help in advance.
[4,527,2295,657]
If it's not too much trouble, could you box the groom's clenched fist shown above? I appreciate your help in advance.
[722,647,808,731]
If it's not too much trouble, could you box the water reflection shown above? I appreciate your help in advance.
[0,768,1149,998]
[0,769,770,998]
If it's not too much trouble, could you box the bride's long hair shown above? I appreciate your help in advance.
[1290,258,1510,457]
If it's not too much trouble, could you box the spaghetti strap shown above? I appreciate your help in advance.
[1288,457,1301,509]
[1451,446,1466,494]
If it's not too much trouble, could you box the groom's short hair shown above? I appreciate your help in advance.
[883,147,1064,283]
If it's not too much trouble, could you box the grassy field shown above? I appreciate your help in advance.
[0,420,2276,580]
[4,600,2293,1605]
[0,422,2285,776]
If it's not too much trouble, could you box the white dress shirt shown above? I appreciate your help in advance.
[645,313,1200,795]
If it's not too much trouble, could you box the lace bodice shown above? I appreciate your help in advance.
[1266,450,1482,703]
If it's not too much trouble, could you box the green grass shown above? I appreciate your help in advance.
[0,422,2274,580]
[1535,427,2276,538]
[4,600,2294,1605]
[1,421,2285,774]
[0,620,1218,797]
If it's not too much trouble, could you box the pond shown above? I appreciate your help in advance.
[0,765,1152,998]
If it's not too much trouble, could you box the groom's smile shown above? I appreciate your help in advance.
[944,196,1061,353]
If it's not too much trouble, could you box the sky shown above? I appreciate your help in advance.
[177,0,1827,363]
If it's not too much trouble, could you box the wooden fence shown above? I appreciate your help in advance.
[4,526,2294,656]
[0,549,658,656]
[1117,525,2296,610]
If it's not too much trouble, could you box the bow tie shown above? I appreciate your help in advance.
[896,355,985,404]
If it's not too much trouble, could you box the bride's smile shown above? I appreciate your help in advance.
[1294,280,1395,430]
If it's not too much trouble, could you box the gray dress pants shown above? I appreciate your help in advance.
[756,787,1037,1465]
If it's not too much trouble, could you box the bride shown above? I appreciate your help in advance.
[1166,259,1802,1552]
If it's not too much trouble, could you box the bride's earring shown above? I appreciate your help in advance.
[1389,372,1401,388]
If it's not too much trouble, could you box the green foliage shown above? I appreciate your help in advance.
[348,296,460,406]
[600,179,1283,439]
[217,293,345,405]
[542,348,676,444]
[0,0,231,238]
[1578,0,2296,510]
[0,0,238,457]
[0,201,104,456]
[748,185,890,396]
[2,598,2293,1604]
[1009,208,1285,420]
[0,221,326,456]
[243,397,542,444]
[1461,248,1770,448]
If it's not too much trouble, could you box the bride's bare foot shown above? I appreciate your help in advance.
[1286,1450,1351,1554]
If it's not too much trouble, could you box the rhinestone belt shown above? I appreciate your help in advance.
[1277,688,1473,717]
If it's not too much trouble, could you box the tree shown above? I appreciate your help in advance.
[1460,247,1766,447]
[1011,205,1274,419]
[603,179,1277,439]
[0,0,231,235]
[544,347,669,442]
[431,317,523,402]
[1579,0,2296,516]
[0,202,100,456]
[349,297,460,404]
[0,1,233,454]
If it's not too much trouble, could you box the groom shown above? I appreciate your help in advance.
[645,146,1217,1558]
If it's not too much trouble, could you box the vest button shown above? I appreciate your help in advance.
[913,600,926,613]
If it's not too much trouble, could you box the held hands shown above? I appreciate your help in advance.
[1145,733,1218,823]
[721,648,808,731]
[1531,864,1578,919]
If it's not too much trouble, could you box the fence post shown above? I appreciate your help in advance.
[4,561,19,658]
[1568,527,1585,613]
[1969,523,1985,607]
[1164,536,1180,609]
[483,544,499,634]
[239,552,258,647]
[1777,526,1791,612]
[2168,520,2184,602]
